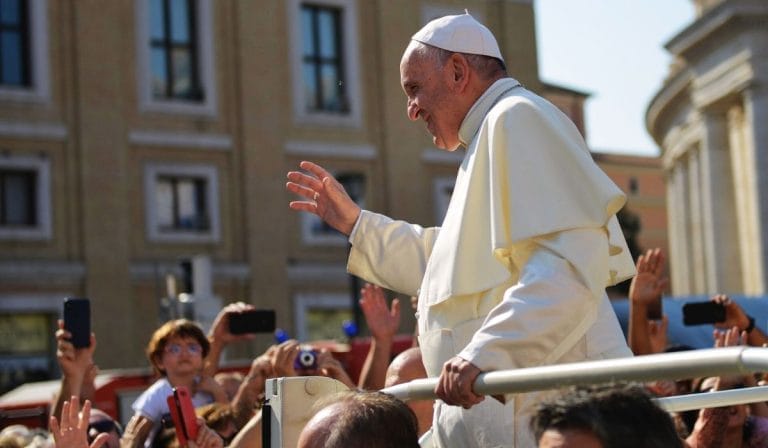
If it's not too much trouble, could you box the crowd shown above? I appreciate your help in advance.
[0,247,766,448]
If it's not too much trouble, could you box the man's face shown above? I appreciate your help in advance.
[400,44,463,151]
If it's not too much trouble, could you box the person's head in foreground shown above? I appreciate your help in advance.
[400,12,507,151]
[296,390,420,448]
[530,383,682,448]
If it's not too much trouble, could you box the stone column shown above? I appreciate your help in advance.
[687,146,707,294]
[728,103,761,294]
[743,86,768,293]
[668,160,691,294]
[700,111,742,293]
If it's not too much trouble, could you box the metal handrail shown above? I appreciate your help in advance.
[382,347,768,410]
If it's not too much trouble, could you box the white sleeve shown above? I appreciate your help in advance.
[458,228,610,376]
[347,210,439,296]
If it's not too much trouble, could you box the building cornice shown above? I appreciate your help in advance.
[665,0,768,57]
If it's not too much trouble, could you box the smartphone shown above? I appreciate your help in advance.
[228,310,276,335]
[682,301,726,326]
[63,297,91,348]
[646,295,663,320]
[166,386,198,447]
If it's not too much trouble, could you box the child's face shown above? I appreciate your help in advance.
[156,336,204,377]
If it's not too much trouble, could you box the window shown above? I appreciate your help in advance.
[288,0,361,126]
[144,163,220,242]
[149,0,202,101]
[156,175,208,232]
[135,0,215,115]
[0,0,48,102]
[0,168,35,225]
[300,4,346,113]
[293,293,353,341]
[302,171,365,245]
[0,0,29,87]
[0,154,51,240]
[629,177,639,195]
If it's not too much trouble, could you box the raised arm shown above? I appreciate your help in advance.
[712,294,768,347]
[286,160,361,236]
[357,284,401,390]
[52,320,97,422]
[628,248,669,355]
[204,302,259,377]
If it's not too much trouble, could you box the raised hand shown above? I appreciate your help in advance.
[314,349,355,388]
[286,161,361,236]
[56,319,96,380]
[712,294,751,331]
[49,397,108,448]
[359,284,400,342]
[628,248,668,308]
[270,340,299,378]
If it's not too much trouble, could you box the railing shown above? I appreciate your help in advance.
[381,347,768,412]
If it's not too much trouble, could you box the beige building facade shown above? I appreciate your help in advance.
[0,0,667,395]
[647,0,768,296]
[0,0,545,391]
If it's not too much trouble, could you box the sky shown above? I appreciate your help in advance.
[535,0,695,156]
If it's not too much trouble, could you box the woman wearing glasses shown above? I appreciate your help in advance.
[121,319,228,448]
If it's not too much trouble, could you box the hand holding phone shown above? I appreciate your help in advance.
[682,301,726,326]
[166,386,198,447]
[228,309,276,335]
[63,297,91,349]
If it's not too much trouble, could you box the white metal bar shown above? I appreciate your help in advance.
[656,386,768,412]
[382,347,768,402]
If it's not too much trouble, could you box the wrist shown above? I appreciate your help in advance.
[744,315,756,334]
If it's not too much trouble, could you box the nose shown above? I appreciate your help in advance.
[407,99,420,121]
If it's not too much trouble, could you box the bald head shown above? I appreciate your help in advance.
[385,347,433,437]
[297,391,419,448]
[385,347,427,387]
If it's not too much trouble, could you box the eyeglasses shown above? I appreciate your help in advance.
[164,343,202,356]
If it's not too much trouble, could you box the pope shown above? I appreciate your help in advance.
[286,13,636,447]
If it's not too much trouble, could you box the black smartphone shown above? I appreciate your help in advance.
[682,301,726,326]
[228,309,276,335]
[646,295,663,320]
[63,297,91,348]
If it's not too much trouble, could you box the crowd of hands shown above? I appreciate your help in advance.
[629,248,768,447]
[37,281,406,448]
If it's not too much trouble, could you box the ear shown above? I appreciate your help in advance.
[449,53,471,91]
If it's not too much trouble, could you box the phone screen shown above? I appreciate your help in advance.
[682,301,726,326]
[229,310,276,335]
[63,297,91,348]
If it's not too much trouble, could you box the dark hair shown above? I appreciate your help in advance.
[146,319,210,376]
[312,391,419,448]
[530,383,683,448]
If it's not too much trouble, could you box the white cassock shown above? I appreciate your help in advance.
[347,78,637,447]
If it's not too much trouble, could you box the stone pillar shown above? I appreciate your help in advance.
[728,103,762,294]
[743,87,768,293]
[700,111,742,293]
[668,161,691,294]
[687,146,707,294]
